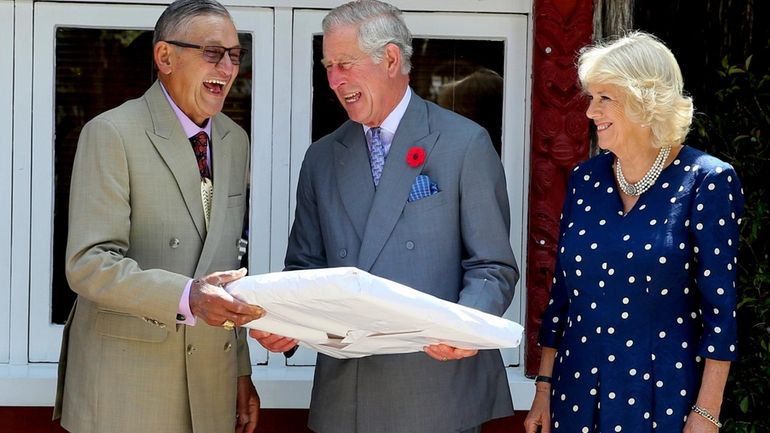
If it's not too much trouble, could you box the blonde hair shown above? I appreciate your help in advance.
[578,31,693,148]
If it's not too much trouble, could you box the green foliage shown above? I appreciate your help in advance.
[691,43,770,433]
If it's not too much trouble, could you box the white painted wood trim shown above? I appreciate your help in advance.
[0,0,15,364]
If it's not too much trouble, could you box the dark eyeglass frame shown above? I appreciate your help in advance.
[164,40,248,65]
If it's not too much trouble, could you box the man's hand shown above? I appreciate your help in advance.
[249,330,298,353]
[235,376,259,433]
[423,343,478,361]
[189,268,264,327]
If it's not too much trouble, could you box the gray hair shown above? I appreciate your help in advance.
[578,31,694,148]
[322,0,413,74]
[153,0,232,45]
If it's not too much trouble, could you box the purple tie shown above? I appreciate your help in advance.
[368,127,385,187]
[190,131,212,179]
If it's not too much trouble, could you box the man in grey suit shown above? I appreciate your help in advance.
[54,1,264,432]
[251,1,519,432]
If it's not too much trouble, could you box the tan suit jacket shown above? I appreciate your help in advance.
[54,81,251,433]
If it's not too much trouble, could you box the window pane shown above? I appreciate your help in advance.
[311,36,504,154]
[52,28,253,324]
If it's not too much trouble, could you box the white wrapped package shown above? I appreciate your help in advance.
[226,267,523,359]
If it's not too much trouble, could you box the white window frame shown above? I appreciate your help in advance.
[285,9,532,407]
[0,0,14,364]
[3,0,535,411]
[27,2,274,364]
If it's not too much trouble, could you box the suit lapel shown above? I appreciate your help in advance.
[335,123,375,240]
[358,95,439,271]
[196,115,234,275]
[144,82,207,241]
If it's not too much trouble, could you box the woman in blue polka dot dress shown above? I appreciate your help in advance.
[524,32,744,433]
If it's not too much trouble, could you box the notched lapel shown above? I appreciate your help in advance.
[335,125,375,240]
[145,83,207,241]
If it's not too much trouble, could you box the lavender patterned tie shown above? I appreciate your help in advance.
[368,127,385,187]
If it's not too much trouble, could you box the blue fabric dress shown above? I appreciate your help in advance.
[538,145,744,433]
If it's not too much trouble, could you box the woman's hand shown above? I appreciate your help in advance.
[524,385,552,433]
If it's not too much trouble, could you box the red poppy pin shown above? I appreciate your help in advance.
[405,146,426,168]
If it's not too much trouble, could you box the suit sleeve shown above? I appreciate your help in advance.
[284,146,328,271]
[456,127,520,316]
[65,117,188,326]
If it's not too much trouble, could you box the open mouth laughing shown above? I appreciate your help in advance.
[203,79,227,94]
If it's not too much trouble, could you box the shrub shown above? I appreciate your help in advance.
[692,43,770,433]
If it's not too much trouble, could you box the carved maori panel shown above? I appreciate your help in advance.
[526,0,593,376]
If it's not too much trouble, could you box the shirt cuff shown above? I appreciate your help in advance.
[176,279,197,326]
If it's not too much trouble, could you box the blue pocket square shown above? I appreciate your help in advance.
[408,175,439,202]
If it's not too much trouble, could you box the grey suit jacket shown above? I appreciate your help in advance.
[54,81,251,433]
[286,93,519,433]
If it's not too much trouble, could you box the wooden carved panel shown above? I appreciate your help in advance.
[526,0,593,376]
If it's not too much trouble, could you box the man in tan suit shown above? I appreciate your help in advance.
[53,1,264,432]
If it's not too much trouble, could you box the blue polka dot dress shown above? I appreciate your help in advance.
[538,145,744,433]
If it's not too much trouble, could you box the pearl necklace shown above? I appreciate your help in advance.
[615,146,671,196]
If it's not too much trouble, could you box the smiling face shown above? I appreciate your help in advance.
[155,14,239,126]
[321,24,408,127]
[585,82,649,154]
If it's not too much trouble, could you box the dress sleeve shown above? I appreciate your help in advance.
[538,166,580,349]
[690,163,744,360]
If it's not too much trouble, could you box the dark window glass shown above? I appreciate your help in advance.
[52,28,253,324]
[311,36,504,154]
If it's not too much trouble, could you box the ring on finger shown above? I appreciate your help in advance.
[222,319,235,331]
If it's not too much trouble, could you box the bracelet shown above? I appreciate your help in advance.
[534,375,553,384]
[691,405,722,428]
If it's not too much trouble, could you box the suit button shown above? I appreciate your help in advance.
[224,342,233,352]
[405,241,415,250]
[169,238,181,248]
[187,344,194,355]
[339,249,347,258]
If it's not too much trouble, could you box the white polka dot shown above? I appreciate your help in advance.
[682,342,688,349]
[697,203,704,211]
[608,268,615,275]
[680,389,687,396]
[714,326,722,334]
[644,243,652,250]
[607,327,615,334]
[649,219,657,225]
[591,367,598,374]
[621,312,629,319]
[590,302,597,309]
[730,345,736,352]
[596,327,602,334]
[608,354,616,362]
[589,388,597,396]
[591,243,598,249]
[582,428,589,433]
[573,289,580,296]
[575,255,582,262]
[628,398,635,405]
[552,317,560,323]
[656,380,663,388]
[622,297,629,304]
[599,280,605,288]
[626,340,634,347]
[666,408,674,415]
[573,405,579,412]
[704,269,712,277]
[659,257,667,264]
[696,222,704,230]
[661,288,669,295]
[717,288,725,295]
[643,373,650,380]
[677,317,684,324]
[629,368,637,376]
[714,308,720,314]
[579,229,586,235]
[609,392,616,399]
[644,412,650,419]
[708,345,715,353]
[714,247,721,255]
[675,362,682,369]
[659,331,666,338]
[581,336,587,343]
[599,219,606,225]
[615,425,622,432]
[623,235,631,241]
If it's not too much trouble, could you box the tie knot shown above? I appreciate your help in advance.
[191,131,209,146]
[369,127,382,143]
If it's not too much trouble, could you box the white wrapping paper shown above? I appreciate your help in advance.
[226,267,523,359]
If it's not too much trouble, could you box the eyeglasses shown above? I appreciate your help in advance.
[164,40,248,65]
